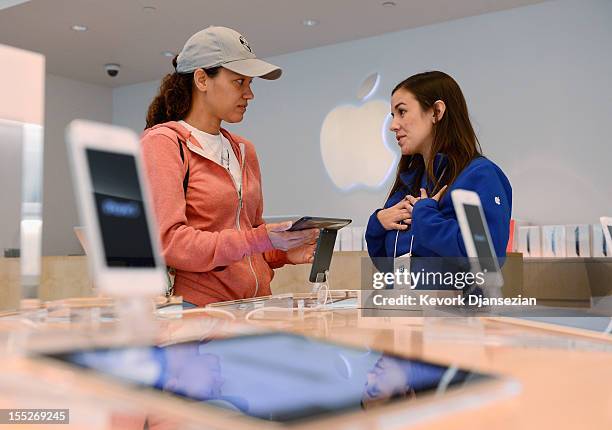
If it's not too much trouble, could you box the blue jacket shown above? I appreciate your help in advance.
[366,154,512,260]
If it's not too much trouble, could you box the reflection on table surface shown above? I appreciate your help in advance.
[0,303,611,429]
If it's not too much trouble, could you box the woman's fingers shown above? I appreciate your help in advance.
[399,201,413,211]
[406,195,419,205]
[286,231,320,248]
[380,205,417,230]
[394,200,407,209]
[391,210,411,221]
[289,228,319,241]
[306,243,316,262]
[432,185,448,201]
[381,186,447,232]
[269,227,320,250]
[401,185,447,205]
[394,208,410,216]
[266,221,293,233]
[286,237,313,249]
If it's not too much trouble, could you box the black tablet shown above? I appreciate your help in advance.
[310,228,339,282]
[288,216,351,232]
[42,332,512,426]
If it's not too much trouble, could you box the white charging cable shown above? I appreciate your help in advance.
[312,269,331,307]
[394,226,414,259]
[155,307,236,320]
[244,302,335,322]
[244,306,294,321]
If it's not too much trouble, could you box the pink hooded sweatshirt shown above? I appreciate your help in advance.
[141,121,289,306]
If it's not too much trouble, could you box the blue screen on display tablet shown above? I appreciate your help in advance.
[86,149,156,268]
[47,333,492,423]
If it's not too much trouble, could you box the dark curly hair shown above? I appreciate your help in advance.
[145,56,220,129]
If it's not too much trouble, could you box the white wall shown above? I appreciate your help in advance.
[112,0,612,227]
[42,74,113,255]
[112,80,158,135]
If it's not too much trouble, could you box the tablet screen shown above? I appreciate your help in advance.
[47,333,492,423]
[86,149,155,267]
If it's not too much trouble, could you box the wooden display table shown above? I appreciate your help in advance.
[0,300,610,429]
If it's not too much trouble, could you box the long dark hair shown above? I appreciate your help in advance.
[387,71,482,199]
[145,56,220,129]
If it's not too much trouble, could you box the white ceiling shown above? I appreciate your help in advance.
[0,0,548,87]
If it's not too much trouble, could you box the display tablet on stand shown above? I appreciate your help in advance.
[451,189,504,289]
[66,120,166,298]
[264,216,352,283]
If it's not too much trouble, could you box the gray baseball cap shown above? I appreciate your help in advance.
[176,26,282,80]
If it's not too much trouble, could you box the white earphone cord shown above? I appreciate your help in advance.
[394,227,414,259]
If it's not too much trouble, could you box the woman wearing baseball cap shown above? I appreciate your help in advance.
[142,26,318,307]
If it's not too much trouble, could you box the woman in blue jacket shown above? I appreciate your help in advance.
[366,71,512,263]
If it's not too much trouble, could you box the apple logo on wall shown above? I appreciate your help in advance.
[320,73,396,191]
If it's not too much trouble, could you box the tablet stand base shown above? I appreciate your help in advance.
[311,270,331,306]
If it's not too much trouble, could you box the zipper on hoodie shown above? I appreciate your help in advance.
[238,143,260,298]
[186,138,259,297]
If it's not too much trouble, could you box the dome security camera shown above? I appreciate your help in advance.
[104,63,120,77]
